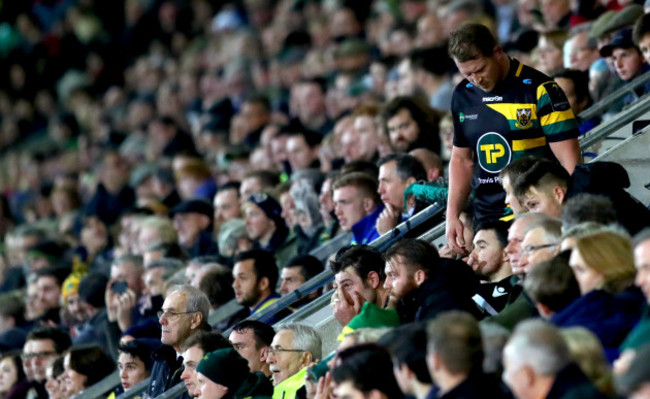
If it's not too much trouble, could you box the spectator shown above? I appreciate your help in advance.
[143,258,184,298]
[179,331,232,397]
[267,324,321,397]
[22,327,71,399]
[518,216,562,275]
[340,105,381,164]
[280,255,323,305]
[213,182,242,232]
[383,239,484,322]
[383,96,441,155]
[523,255,581,319]
[332,172,383,245]
[170,199,219,258]
[600,28,650,106]
[137,216,178,256]
[232,250,286,324]
[634,12,650,64]
[379,324,433,399]
[502,319,606,398]
[198,266,234,312]
[44,357,65,399]
[468,222,515,314]
[117,339,159,393]
[229,320,275,377]
[568,24,601,71]
[34,266,68,325]
[84,151,135,227]
[560,327,615,396]
[330,245,390,326]
[376,154,427,235]
[535,29,568,76]
[427,311,510,398]
[292,79,333,136]
[63,345,116,397]
[553,69,598,135]
[149,285,210,398]
[243,194,298,268]
[284,128,322,174]
[499,157,540,216]
[194,348,273,398]
[74,273,116,356]
[240,171,280,204]
[410,148,444,183]
[513,158,650,234]
[107,255,146,333]
[560,194,618,231]
[0,353,29,399]
[332,344,404,399]
[621,229,650,352]
[553,231,643,361]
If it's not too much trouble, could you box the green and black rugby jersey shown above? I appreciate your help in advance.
[452,58,579,221]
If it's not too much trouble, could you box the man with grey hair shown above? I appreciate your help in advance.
[267,323,322,398]
[148,285,211,397]
[567,23,600,71]
[518,216,562,275]
[426,311,510,398]
[502,319,605,398]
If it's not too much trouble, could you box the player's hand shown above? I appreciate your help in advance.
[445,215,467,255]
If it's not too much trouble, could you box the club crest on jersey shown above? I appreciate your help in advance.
[515,108,532,129]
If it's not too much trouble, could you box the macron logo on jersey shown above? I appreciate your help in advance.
[482,96,503,102]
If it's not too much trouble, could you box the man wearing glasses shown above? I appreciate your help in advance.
[22,327,71,399]
[518,217,562,275]
[148,285,211,398]
[267,323,321,399]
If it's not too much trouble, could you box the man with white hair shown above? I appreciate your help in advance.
[502,319,606,398]
[267,323,322,399]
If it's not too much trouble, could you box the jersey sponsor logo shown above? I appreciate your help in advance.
[543,82,571,111]
[476,132,512,173]
[482,96,503,102]
[493,286,509,297]
[466,82,474,88]
[523,79,532,85]
[515,108,533,129]
[459,112,478,122]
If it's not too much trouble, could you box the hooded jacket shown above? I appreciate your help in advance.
[566,162,650,234]
[230,371,274,399]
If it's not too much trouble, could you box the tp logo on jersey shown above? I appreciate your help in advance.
[477,132,511,173]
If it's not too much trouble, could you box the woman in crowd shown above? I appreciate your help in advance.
[552,231,645,362]
[63,345,116,397]
[0,353,29,399]
[44,357,65,399]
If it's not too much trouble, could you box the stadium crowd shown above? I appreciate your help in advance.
[1,0,650,398]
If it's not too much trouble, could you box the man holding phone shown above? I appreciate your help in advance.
[106,255,150,333]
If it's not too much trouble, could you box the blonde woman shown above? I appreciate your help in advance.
[551,231,645,362]
[561,327,615,396]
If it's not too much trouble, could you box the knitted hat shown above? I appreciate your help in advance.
[337,302,400,341]
[247,193,285,227]
[196,348,250,390]
[61,274,83,304]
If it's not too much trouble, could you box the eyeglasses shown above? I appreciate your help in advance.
[521,243,558,255]
[22,351,57,360]
[268,347,306,356]
[157,310,197,320]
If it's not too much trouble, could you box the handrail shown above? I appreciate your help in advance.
[578,92,650,150]
[207,298,245,326]
[72,371,120,398]
[156,380,189,398]
[115,377,151,399]
[309,231,352,262]
[578,70,650,121]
